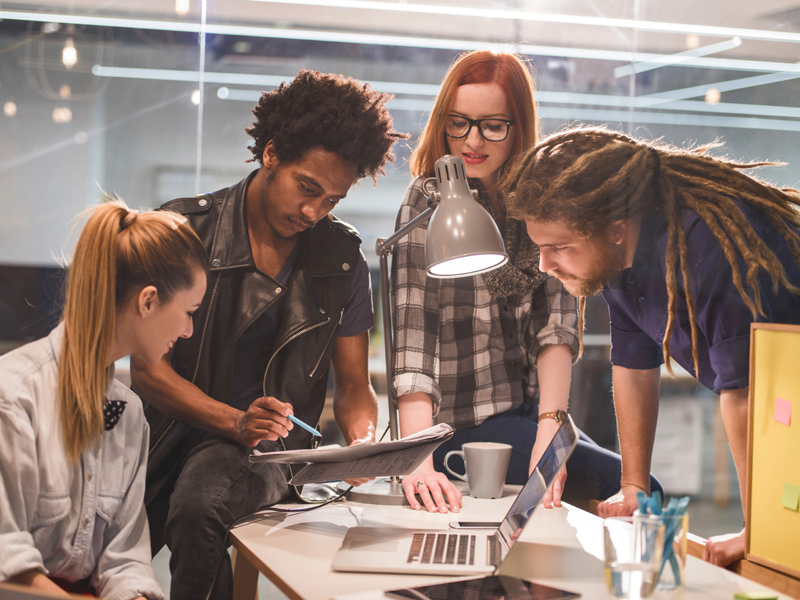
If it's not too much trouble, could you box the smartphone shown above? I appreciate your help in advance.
[449,521,502,529]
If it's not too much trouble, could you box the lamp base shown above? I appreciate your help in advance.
[338,477,409,506]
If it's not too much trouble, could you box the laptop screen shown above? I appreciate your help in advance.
[496,415,578,551]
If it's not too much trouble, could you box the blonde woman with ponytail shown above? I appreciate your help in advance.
[0,201,208,599]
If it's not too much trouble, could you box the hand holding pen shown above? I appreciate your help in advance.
[236,396,319,447]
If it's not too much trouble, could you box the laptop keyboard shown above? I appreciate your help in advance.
[407,532,476,565]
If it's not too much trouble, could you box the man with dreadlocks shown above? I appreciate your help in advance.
[505,126,800,568]
[131,70,407,599]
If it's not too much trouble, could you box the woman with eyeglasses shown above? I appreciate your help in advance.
[392,50,661,512]
[0,201,208,598]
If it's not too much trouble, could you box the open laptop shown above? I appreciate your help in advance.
[331,415,579,576]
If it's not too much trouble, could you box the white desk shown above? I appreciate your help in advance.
[229,486,787,600]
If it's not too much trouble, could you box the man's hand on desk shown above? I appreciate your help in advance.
[702,528,745,567]
[236,396,293,447]
[597,485,643,518]
[402,464,461,514]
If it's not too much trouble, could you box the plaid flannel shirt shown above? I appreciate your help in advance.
[391,177,580,430]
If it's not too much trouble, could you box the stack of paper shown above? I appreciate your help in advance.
[249,423,455,485]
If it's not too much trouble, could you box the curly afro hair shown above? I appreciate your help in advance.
[245,69,408,183]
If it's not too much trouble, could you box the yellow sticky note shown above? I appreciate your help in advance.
[781,483,800,511]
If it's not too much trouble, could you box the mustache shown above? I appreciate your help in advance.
[548,270,577,281]
[293,217,316,228]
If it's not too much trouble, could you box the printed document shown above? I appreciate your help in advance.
[249,423,454,485]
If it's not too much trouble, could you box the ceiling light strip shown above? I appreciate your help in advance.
[541,106,800,132]
[247,0,800,44]
[4,10,800,75]
[535,91,800,119]
[93,65,800,119]
[614,37,742,78]
[92,65,441,95]
[642,71,800,101]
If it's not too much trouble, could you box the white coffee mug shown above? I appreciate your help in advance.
[443,442,512,499]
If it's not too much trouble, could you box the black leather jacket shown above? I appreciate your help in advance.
[142,170,362,504]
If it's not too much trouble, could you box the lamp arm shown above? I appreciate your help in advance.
[376,203,437,445]
[376,204,437,257]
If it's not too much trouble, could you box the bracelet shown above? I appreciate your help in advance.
[537,409,568,423]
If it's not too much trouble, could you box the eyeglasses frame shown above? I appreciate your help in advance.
[444,114,516,142]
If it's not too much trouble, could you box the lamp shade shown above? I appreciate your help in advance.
[425,155,508,278]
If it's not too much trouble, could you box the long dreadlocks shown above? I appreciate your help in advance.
[505,126,800,377]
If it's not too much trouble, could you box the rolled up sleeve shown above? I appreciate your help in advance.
[607,298,664,370]
[391,179,443,411]
[534,277,580,361]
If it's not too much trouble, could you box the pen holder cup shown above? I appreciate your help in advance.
[654,513,689,592]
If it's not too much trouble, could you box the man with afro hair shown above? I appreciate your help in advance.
[132,69,407,600]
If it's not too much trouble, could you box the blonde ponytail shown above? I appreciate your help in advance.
[59,200,207,462]
[59,203,124,462]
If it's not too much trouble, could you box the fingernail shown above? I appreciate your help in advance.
[412,504,421,510]
[453,506,460,513]
[439,506,447,513]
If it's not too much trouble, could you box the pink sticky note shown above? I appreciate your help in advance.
[774,397,792,426]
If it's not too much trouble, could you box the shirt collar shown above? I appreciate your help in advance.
[606,211,661,293]
[48,322,118,395]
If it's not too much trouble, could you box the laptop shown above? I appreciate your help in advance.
[331,415,579,576]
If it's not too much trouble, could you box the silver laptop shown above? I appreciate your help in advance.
[331,415,578,576]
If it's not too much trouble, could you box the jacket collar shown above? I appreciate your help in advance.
[209,170,259,271]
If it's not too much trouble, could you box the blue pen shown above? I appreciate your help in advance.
[288,414,322,437]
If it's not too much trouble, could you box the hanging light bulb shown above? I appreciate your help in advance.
[59,84,72,99]
[705,88,721,104]
[4,98,17,117]
[62,38,78,70]
[191,89,202,106]
[175,0,190,16]
[52,106,73,123]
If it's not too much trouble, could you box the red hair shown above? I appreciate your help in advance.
[410,50,539,189]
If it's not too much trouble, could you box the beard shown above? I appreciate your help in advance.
[550,237,627,297]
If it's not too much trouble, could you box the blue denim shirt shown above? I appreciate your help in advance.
[0,323,165,600]
[601,202,800,393]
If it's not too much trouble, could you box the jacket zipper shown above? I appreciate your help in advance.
[149,273,221,457]
[265,316,330,468]
[262,315,330,399]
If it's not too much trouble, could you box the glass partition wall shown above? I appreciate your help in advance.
[2,0,799,528]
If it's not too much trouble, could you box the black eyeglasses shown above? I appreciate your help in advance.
[444,114,515,142]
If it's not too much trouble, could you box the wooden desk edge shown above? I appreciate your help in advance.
[687,533,800,599]
[231,533,304,600]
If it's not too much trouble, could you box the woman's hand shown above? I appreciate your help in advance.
[402,462,462,513]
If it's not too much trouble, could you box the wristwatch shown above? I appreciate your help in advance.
[537,409,568,423]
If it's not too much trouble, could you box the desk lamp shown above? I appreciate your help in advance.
[346,155,508,505]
